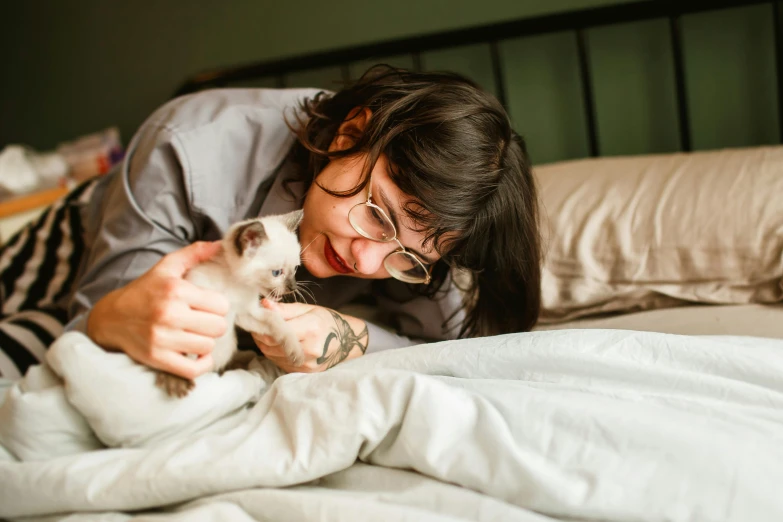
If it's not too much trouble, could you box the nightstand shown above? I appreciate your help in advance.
[0,187,69,243]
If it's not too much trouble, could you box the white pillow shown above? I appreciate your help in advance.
[536,146,783,323]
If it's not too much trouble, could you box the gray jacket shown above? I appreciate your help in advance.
[68,88,466,353]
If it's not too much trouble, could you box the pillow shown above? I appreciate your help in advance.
[535,146,783,324]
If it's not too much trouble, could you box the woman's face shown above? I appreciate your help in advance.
[299,151,440,281]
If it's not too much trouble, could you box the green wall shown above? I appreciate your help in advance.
[2,1,779,166]
[503,3,780,163]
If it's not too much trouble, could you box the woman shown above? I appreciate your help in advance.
[0,66,541,379]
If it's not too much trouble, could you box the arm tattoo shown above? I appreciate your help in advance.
[316,310,369,368]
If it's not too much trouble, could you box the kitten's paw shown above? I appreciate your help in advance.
[155,372,195,398]
[283,336,305,366]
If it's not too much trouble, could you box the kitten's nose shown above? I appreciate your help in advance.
[285,280,296,293]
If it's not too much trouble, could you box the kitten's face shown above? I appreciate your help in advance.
[224,210,303,299]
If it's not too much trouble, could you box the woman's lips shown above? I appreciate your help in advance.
[324,237,353,274]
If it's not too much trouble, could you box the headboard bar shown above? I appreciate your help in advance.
[488,41,507,109]
[576,28,600,157]
[773,1,783,141]
[669,15,692,153]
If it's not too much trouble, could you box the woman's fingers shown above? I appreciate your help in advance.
[152,349,214,380]
[261,299,313,320]
[156,241,222,278]
[252,333,284,356]
[175,309,228,338]
[178,281,230,316]
[168,330,216,356]
[131,327,216,376]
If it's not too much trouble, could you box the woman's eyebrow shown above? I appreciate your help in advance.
[377,186,436,264]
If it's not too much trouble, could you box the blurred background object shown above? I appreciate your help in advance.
[0,127,124,241]
[0,127,123,200]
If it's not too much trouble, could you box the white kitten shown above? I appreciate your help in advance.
[155,210,305,398]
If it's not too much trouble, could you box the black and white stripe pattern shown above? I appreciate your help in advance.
[0,308,68,379]
[0,178,99,379]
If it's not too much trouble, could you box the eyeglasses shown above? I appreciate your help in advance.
[347,177,432,284]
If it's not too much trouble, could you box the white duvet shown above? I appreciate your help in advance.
[1,329,782,522]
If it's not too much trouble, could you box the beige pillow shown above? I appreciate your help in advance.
[536,146,783,324]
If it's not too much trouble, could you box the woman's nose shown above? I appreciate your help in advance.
[351,238,397,275]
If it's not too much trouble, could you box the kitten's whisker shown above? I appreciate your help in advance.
[296,280,319,292]
[293,289,308,304]
[295,283,316,303]
[300,231,323,255]
[293,231,326,305]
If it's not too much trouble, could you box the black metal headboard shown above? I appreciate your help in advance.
[174,0,783,160]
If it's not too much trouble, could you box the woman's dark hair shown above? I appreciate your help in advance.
[287,65,541,338]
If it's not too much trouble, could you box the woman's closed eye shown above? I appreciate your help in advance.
[369,206,386,226]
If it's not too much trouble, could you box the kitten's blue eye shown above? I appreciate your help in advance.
[271,269,283,277]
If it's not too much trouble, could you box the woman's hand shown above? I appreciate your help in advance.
[253,300,368,373]
[86,241,230,380]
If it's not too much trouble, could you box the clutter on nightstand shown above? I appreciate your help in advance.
[0,127,124,201]
[0,127,124,242]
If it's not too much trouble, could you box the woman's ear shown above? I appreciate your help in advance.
[329,107,372,152]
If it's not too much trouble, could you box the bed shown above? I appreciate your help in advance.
[3,1,783,520]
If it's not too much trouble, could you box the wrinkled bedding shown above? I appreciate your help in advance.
[1,329,783,521]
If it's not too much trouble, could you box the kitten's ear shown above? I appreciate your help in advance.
[233,220,267,256]
[280,209,304,232]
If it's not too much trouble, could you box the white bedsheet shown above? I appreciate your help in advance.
[1,329,782,521]
[535,304,783,338]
